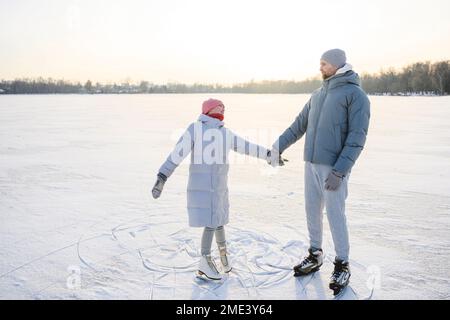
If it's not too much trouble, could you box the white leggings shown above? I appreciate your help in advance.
[201,226,226,256]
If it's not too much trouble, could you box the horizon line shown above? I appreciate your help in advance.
[2,59,449,86]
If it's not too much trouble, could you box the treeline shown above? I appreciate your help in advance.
[361,61,450,95]
[0,78,322,95]
[1,60,449,95]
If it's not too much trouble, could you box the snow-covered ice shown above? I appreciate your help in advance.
[1,94,449,299]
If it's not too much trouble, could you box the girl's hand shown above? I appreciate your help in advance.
[267,149,288,167]
[152,173,167,199]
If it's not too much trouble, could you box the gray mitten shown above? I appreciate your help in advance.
[152,173,167,199]
[325,170,344,191]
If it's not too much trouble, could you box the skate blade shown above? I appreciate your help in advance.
[223,267,232,274]
[330,282,349,297]
[196,270,222,281]
[332,286,348,298]
[293,266,321,277]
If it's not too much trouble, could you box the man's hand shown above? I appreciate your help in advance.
[152,173,167,199]
[325,170,344,191]
[266,149,288,167]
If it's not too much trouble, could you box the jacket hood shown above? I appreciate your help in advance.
[324,63,361,89]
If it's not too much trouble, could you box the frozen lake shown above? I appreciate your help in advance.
[1,94,449,300]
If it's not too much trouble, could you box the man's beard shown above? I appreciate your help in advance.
[322,71,335,80]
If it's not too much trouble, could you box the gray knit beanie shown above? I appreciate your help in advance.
[321,49,346,68]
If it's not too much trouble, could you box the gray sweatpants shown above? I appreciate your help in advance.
[304,161,350,262]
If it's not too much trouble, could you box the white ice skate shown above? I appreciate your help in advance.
[219,245,232,273]
[196,255,223,280]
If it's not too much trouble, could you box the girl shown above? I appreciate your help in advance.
[152,98,282,280]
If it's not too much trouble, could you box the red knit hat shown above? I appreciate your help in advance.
[202,98,224,115]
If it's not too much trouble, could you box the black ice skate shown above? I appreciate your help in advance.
[329,259,351,296]
[293,248,323,277]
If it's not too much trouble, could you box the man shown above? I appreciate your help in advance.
[269,49,370,295]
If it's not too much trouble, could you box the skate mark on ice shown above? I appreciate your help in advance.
[0,233,108,279]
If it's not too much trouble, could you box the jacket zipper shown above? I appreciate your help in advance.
[311,81,329,161]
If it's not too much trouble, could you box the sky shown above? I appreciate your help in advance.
[1,0,450,84]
